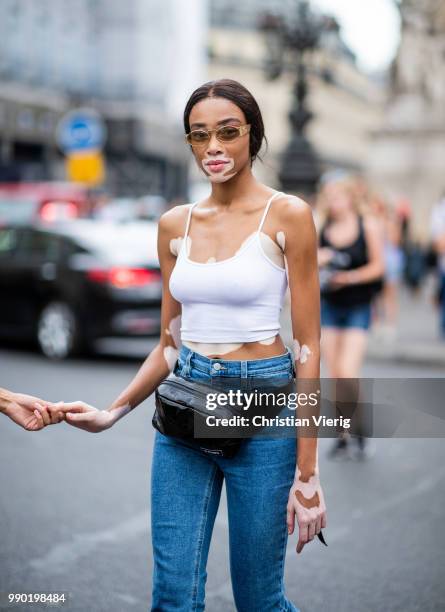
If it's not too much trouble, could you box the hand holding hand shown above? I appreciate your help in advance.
[4,391,64,431]
[287,468,327,554]
[40,401,115,433]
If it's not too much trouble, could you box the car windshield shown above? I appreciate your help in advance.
[94,196,166,222]
[0,198,37,223]
[64,221,159,266]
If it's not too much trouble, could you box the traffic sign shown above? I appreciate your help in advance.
[56,108,106,153]
[65,150,105,186]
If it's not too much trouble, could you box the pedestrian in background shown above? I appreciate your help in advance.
[430,191,445,338]
[317,174,385,459]
[368,192,405,342]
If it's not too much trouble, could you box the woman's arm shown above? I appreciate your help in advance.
[282,198,321,474]
[277,196,327,554]
[0,387,14,415]
[42,206,187,432]
[102,207,184,425]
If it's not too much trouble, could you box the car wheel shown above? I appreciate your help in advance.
[37,301,83,359]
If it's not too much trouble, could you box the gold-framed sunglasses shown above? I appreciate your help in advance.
[185,124,251,146]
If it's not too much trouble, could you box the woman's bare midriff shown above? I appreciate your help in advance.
[183,333,287,360]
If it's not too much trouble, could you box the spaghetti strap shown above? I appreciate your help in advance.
[184,202,198,240]
[183,193,283,247]
[257,191,284,233]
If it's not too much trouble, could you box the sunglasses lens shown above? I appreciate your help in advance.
[189,130,209,144]
[218,126,241,141]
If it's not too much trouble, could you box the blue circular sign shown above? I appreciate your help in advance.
[56,108,106,153]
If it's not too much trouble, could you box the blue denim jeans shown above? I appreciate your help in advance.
[150,345,300,611]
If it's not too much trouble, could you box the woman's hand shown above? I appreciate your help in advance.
[317,247,335,267]
[328,270,354,289]
[3,390,64,431]
[287,468,327,554]
[37,401,115,433]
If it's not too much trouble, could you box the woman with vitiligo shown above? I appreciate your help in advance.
[4,79,327,612]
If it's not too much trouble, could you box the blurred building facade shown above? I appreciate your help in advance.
[367,0,445,240]
[0,0,207,198]
[198,0,385,193]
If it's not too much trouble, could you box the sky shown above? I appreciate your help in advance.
[310,0,401,72]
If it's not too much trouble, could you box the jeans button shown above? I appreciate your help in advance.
[213,362,221,370]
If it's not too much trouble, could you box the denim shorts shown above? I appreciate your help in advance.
[150,345,300,611]
[321,297,372,330]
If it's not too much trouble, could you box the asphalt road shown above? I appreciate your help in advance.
[1,341,445,612]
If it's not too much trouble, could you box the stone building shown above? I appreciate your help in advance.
[0,0,207,198]
[366,0,445,240]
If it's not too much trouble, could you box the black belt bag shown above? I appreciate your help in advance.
[153,372,243,458]
[152,371,295,459]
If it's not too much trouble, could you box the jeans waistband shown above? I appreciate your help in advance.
[177,344,294,379]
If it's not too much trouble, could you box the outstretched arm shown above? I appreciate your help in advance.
[41,205,188,433]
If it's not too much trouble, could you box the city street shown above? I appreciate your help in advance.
[1,342,444,612]
[1,0,445,610]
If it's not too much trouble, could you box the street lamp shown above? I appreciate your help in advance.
[259,1,336,197]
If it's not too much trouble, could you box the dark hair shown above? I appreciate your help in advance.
[183,78,267,163]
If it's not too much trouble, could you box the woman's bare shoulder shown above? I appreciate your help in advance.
[273,192,314,226]
[158,203,193,237]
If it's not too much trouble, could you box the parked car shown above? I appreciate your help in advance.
[93,195,167,222]
[0,182,92,225]
[0,219,162,359]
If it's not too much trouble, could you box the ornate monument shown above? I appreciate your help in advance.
[258,1,337,197]
[390,0,445,125]
[367,0,445,238]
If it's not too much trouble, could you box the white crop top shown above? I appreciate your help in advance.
[169,191,288,343]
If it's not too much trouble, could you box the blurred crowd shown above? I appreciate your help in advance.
[312,171,445,459]
[314,171,443,343]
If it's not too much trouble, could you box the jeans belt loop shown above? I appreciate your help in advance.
[241,360,248,379]
[181,349,193,377]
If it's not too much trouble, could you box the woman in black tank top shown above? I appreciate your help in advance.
[320,215,383,307]
[317,176,384,458]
